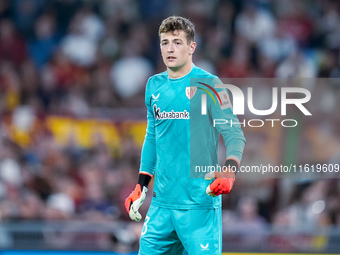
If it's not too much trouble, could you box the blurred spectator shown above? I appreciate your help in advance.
[234,196,268,233]
[0,19,27,67]
[0,155,22,187]
[224,196,268,249]
[275,0,313,47]
[99,0,139,24]
[10,0,45,37]
[51,0,82,36]
[28,13,59,68]
[272,208,291,231]
[0,63,21,112]
[286,180,330,231]
[110,56,152,104]
[20,191,45,220]
[218,36,253,78]
[60,11,98,67]
[0,0,11,21]
[258,28,297,63]
[275,49,317,79]
[60,86,90,116]
[235,2,275,45]
[46,192,75,220]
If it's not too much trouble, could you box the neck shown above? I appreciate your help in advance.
[167,62,193,79]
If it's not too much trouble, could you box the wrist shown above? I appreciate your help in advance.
[224,159,239,177]
[138,173,152,188]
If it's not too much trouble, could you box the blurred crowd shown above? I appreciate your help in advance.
[0,0,340,252]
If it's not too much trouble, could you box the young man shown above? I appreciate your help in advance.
[125,16,246,254]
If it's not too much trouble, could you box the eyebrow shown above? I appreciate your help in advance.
[161,38,184,43]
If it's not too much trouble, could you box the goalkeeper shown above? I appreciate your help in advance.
[125,16,246,255]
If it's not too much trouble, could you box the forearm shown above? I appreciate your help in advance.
[139,136,156,177]
[225,138,246,163]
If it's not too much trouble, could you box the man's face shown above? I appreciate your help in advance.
[160,30,196,71]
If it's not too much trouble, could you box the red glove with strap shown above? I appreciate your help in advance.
[205,159,238,197]
[124,173,151,222]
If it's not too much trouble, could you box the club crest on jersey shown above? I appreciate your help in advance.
[153,105,189,120]
[186,87,197,100]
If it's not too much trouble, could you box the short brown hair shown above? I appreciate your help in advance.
[159,16,195,43]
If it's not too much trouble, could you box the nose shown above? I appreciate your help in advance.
[167,42,174,52]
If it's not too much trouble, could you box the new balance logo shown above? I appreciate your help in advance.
[152,93,160,101]
[153,105,189,120]
[200,243,209,251]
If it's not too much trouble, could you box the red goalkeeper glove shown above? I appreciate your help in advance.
[205,159,238,197]
[124,173,151,222]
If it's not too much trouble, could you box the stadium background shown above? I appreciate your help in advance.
[0,0,339,254]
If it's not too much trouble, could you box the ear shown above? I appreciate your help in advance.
[189,41,196,55]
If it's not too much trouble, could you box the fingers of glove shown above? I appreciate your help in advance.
[206,179,222,197]
[210,178,222,191]
[140,186,148,203]
[131,197,142,213]
[211,179,232,195]
[211,184,223,196]
[214,188,224,196]
[222,178,235,194]
[129,198,143,221]
[213,179,226,192]
[206,185,211,195]
[129,209,142,222]
[206,185,217,197]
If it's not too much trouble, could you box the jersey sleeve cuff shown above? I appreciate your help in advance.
[139,172,153,178]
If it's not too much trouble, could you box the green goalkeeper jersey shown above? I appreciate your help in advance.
[139,65,246,209]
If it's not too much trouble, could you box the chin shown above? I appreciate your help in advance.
[166,62,178,69]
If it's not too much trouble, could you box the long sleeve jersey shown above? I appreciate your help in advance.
[139,65,246,209]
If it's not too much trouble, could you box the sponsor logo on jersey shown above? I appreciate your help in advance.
[153,105,189,120]
[152,93,160,101]
[218,90,232,110]
[200,243,209,251]
[186,86,197,99]
[194,82,232,115]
